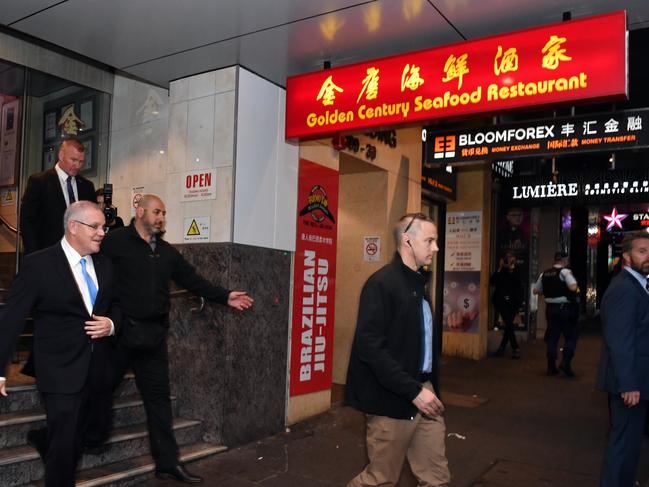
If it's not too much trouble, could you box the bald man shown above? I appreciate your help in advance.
[101,194,253,483]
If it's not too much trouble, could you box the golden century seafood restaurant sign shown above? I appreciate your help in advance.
[285,11,627,140]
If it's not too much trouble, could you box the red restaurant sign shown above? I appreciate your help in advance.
[286,11,627,140]
[289,159,339,397]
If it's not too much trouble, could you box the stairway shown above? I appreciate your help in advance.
[0,375,227,486]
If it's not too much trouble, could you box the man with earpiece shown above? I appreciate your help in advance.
[345,212,451,487]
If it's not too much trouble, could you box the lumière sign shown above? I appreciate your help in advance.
[512,182,579,199]
[509,176,649,203]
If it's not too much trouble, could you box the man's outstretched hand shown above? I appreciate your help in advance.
[228,291,254,311]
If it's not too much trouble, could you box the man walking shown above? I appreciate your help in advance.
[0,201,118,487]
[346,212,450,487]
[533,252,579,376]
[101,194,253,484]
[599,231,649,487]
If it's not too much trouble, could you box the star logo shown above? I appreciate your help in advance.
[603,207,628,231]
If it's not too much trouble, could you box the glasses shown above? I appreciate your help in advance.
[403,213,427,234]
[73,220,107,233]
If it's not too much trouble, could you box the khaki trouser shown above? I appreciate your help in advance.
[347,383,451,487]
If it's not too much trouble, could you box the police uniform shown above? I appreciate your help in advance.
[535,262,579,376]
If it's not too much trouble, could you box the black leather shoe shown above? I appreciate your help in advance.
[155,465,203,483]
[26,428,47,460]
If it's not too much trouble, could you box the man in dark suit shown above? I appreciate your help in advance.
[598,231,649,487]
[20,138,96,254]
[0,201,119,487]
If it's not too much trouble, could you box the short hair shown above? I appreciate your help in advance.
[621,231,649,254]
[553,251,569,262]
[60,138,85,153]
[95,188,105,197]
[393,212,435,246]
[63,200,100,231]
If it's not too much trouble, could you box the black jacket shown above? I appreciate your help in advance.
[101,223,230,320]
[20,168,96,254]
[0,244,119,393]
[345,253,441,419]
[490,268,523,308]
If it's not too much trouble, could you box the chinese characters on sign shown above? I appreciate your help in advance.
[286,11,627,139]
[443,212,482,334]
[423,108,649,164]
[290,159,339,397]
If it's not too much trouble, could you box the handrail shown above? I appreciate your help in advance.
[0,214,17,234]
[170,289,205,314]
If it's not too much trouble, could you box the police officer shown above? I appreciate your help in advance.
[533,252,579,377]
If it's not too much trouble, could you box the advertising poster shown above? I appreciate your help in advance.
[443,211,482,333]
[289,159,339,397]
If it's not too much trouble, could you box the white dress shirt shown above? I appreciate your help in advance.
[61,236,98,315]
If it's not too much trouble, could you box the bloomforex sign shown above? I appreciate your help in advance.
[423,108,649,164]
[285,11,627,140]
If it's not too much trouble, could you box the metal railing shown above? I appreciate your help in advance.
[170,289,205,314]
[0,214,17,234]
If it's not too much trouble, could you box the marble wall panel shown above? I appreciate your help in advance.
[167,242,290,446]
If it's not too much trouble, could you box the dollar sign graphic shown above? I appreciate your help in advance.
[463,298,470,309]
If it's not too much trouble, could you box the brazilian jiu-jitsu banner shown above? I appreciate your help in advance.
[289,159,339,396]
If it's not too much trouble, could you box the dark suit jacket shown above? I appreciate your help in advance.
[20,168,96,254]
[598,268,649,399]
[0,244,119,394]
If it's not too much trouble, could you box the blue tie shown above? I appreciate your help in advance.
[66,176,76,204]
[80,257,97,307]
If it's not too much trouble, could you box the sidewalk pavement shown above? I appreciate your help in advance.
[141,330,649,487]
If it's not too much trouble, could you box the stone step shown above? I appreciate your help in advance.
[0,418,204,487]
[1,375,138,414]
[30,442,227,487]
[0,395,162,448]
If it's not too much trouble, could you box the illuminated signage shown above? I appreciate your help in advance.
[423,108,649,164]
[505,173,649,205]
[421,165,457,200]
[512,182,579,199]
[603,207,628,230]
[286,11,627,140]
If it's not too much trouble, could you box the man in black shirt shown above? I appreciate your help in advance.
[102,194,253,483]
[490,252,523,359]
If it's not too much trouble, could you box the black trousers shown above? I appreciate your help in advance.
[601,395,648,487]
[41,388,89,487]
[544,303,578,359]
[113,338,179,470]
[494,302,519,351]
